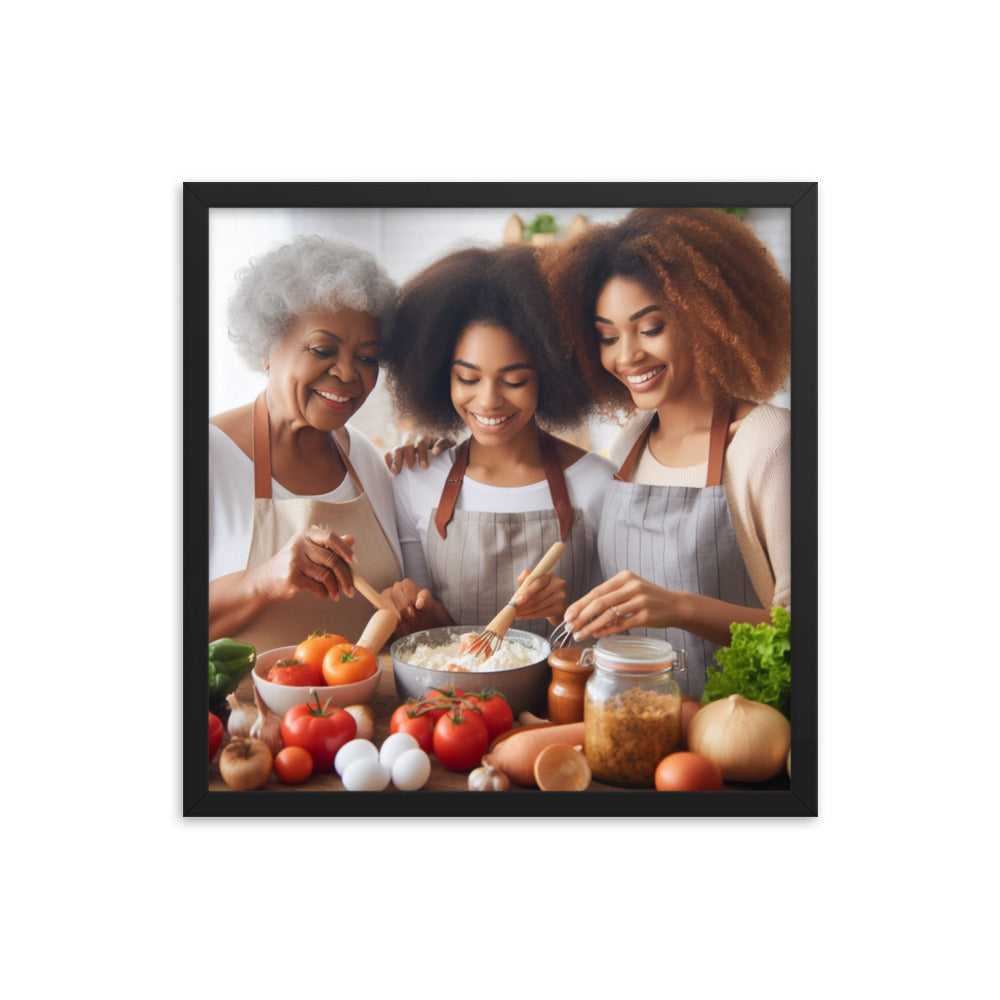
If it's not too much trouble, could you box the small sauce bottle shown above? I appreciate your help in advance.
[547,647,594,724]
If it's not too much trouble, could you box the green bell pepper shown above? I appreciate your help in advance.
[208,638,256,709]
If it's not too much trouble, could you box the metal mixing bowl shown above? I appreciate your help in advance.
[390,626,552,717]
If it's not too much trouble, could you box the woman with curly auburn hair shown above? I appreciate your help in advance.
[547,208,792,697]
[378,244,615,637]
[209,234,403,649]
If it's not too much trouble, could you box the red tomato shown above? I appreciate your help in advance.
[295,631,348,670]
[322,643,378,686]
[209,712,224,762]
[280,695,357,771]
[463,692,513,741]
[273,746,314,784]
[654,751,723,792]
[390,704,436,754]
[422,684,465,721]
[267,658,324,687]
[433,708,489,771]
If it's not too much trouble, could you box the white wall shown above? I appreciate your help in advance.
[209,206,790,452]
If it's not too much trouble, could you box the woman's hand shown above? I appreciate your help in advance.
[512,569,568,626]
[562,571,677,641]
[563,573,775,646]
[384,434,455,474]
[250,529,358,603]
[380,579,452,636]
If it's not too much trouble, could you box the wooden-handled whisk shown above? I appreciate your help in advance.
[463,541,566,660]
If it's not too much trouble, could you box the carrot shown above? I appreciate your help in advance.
[483,723,585,787]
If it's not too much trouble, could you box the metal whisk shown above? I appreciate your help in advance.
[547,619,575,649]
[463,541,566,660]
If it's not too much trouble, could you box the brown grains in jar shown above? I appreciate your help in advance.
[584,686,682,786]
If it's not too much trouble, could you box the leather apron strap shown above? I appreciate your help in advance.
[433,431,575,540]
[540,432,575,540]
[614,401,735,487]
[433,438,471,538]
[252,393,365,500]
[252,394,272,499]
[705,401,734,488]
[612,424,650,484]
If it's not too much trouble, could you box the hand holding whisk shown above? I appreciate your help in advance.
[547,619,576,650]
[463,542,566,660]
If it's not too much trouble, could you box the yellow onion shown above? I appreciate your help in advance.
[687,694,790,783]
[219,738,273,790]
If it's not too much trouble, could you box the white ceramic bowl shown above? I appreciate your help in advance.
[251,645,382,717]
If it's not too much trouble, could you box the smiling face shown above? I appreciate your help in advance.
[594,276,697,410]
[450,322,538,447]
[265,306,379,431]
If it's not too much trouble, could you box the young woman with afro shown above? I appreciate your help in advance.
[545,208,792,698]
[378,244,615,638]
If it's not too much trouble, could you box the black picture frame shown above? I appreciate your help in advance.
[183,181,817,819]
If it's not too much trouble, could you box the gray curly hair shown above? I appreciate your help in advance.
[227,234,398,370]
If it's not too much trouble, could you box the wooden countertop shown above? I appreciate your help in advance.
[208,654,789,795]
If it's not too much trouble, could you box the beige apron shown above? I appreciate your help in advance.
[232,395,402,652]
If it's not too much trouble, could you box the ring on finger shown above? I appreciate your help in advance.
[609,605,621,622]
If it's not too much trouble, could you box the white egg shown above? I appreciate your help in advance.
[341,758,391,792]
[334,739,378,777]
[379,732,420,770]
[391,747,432,791]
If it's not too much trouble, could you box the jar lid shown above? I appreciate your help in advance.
[594,636,676,673]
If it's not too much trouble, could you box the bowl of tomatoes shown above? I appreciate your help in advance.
[252,631,383,716]
[390,626,551,717]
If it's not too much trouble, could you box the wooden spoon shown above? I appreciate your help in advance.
[350,571,394,613]
[356,607,399,654]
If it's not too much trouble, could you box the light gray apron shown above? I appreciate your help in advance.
[598,404,761,697]
[232,394,403,652]
[425,433,592,636]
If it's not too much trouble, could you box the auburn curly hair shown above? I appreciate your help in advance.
[542,208,791,416]
[381,244,594,435]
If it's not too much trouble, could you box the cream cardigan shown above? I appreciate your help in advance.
[606,403,791,610]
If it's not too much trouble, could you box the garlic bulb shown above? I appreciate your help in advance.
[343,704,375,742]
[687,694,790,783]
[468,763,510,791]
[226,692,257,739]
[249,687,283,756]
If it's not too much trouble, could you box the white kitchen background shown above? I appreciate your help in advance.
[209,206,791,455]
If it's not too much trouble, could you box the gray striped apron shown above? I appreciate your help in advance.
[597,404,761,697]
[425,434,592,636]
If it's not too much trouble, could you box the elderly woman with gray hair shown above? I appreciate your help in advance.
[209,235,403,650]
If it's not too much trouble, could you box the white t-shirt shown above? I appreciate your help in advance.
[391,445,615,593]
[208,423,402,581]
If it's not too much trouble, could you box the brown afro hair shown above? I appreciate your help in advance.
[542,208,791,417]
[381,243,594,435]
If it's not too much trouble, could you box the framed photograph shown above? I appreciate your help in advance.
[183,182,817,818]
